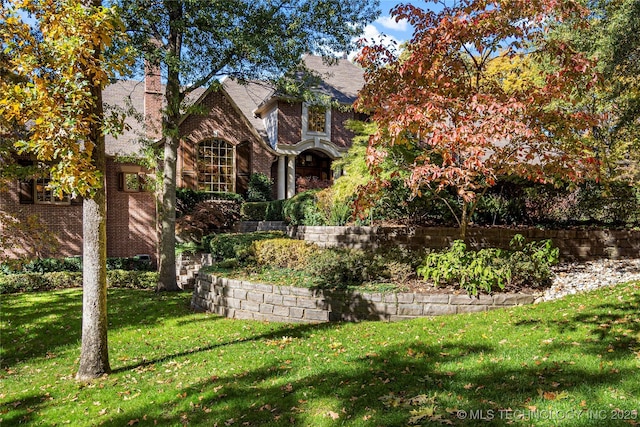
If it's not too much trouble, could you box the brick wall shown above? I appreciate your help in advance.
[0,158,157,263]
[277,101,302,145]
[331,109,357,149]
[105,159,157,262]
[178,89,276,190]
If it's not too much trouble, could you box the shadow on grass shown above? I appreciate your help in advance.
[101,285,640,426]
[1,289,194,368]
[3,284,639,426]
[97,337,636,427]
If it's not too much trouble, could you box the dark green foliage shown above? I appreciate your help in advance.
[2,256,153,274]
[208,231,286,262]
[282,190,323,225]
[471,179,640,228]
[0,271,159,294]
[176,188,244,218]
[305,248,375,289]
[246,173,273,202]
[241,199,284,221]
[417,235,559,295]
[303,247,421,289]
[106,257,154,271]
[105,270,158,289]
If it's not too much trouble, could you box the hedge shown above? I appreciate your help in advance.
[0,270,159,294]
[241,200,285,221]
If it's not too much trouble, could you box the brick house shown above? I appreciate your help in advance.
[0,77,160,263]
[0,55,364,262]
[177,55,365,198]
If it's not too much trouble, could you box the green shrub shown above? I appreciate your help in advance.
[106,257,154,271]
[18,257,82,273]
[208,231,286,262]
[0,272,82,293]
[252,238,317,270]
[176,188,244,217]
[246,173,273,202]
[417,235,559,295]
[506,234,560,287]
[107,270,158,289]
[3,256,153,274]
[282,190,323,225]
[0,270,159,294]
[305,248,379,289]
[241,200,285,221]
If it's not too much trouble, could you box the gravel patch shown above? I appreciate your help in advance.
[536,258,640,303]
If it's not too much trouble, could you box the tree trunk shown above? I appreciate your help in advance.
[156,0,183,292]
[460,203,468,240]
[76,92,109,379]
[76,0,110,379]
[157,133,179,291]
[76,189,110,380]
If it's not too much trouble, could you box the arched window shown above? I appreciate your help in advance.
[197,139,235,193]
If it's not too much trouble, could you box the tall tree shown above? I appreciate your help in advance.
[118,0,380,291]
[556,0,640,183]
[355,0,602,238]
[0,0,131,379]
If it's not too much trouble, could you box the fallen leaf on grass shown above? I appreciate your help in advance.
[327,411,340,420]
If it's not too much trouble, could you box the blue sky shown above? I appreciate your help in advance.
[368,0,415,44]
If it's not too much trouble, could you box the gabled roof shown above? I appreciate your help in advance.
[102,55,364,155]
[301,55,365,104]
[220,78,275,141]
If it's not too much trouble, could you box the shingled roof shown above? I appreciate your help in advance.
[102,80,147,157]
[102,55,364,155]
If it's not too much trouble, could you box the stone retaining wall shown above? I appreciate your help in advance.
[191,273,536,323]
[240,222,640,260]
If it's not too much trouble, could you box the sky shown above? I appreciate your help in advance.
[367,0,415,46]
[358,1,444,57]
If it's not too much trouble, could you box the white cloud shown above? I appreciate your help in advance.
[346,23,403,60]
[375,15,409,32]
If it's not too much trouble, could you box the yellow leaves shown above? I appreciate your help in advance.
[1,0,131,197]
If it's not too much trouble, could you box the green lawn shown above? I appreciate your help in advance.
[1,282,639,426]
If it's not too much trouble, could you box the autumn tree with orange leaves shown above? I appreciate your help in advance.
[355,0,602,238]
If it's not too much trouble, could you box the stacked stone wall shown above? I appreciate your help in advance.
[240,222,640,260]
[192,273,536,323]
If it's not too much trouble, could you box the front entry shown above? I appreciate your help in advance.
[295,149,332,192]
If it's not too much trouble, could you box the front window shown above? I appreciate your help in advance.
[35,177,70,205]
[197,138,235,192]
[307,106,326,133]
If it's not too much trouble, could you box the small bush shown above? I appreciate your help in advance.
[2,256,153,274]
[417,235,559,295]
[305,248,379,289]
[176,188,244,219]
[252,238,317,270]
[106,257,154,271]
[176,199,242,242]
[241,200,285,221]
[282,190,323,225]
[246,173,273,202]
[107,270,158,289]
[208,231,286,262]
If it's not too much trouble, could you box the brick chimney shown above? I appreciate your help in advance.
[144,60,163,141]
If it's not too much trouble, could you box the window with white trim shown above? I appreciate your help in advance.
[197,138,235,192]
[308,106,326,133]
